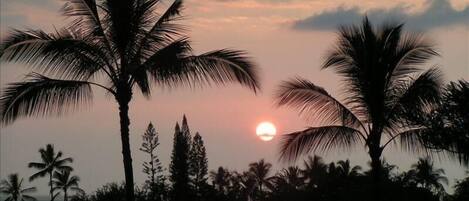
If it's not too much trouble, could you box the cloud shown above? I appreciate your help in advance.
[293,0,469,31]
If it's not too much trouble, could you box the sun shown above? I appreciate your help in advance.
[256,121,277,141]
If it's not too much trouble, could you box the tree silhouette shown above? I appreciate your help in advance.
[336,159,362,178]
[301,155,327,188]
[248,159,272,199]
[210,167,230,194]
[169,116,192,201]
[0,174,37,201]
[409,80,469,165]
[140,122,164,187]
[0,1,260,200]
[28,144,73,201]
[189,132,209,198]
[410,158,448,195]
[275,17,442,200]
[52,170,84,201]
[272,167,304,191]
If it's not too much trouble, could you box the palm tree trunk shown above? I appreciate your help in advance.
[369,139,383,201]
[118,97,135,201]
[49,172,54,201]
[64,189,68,201]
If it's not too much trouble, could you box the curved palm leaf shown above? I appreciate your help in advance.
[0,29,109,80]
[276,78,363,129]
[143,42,260,93]
[279,126,364,161]
[0,73,93,125]
[389,67,443,120]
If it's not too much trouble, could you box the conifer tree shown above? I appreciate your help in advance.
[189,132,209,194]
[140,122,167,201]
[169,116,192,201]
[140,122,164,186]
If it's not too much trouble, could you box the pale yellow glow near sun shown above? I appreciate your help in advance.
[256,121,277,141]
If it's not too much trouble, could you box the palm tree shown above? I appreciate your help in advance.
[210,167,231,193]
[336,159,362,178]
[28,144,73,201]
[248,159,272,194]
[52,170,84,201]
[272,166,304,191]
[301,155,327,188]
[275,17,441,197]
[0,1,260,200]
[0,174,36,201]
[410,157,448,194]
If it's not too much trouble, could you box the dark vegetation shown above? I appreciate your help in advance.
[2,116,469,201]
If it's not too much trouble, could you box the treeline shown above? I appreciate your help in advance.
[2,115,468,201]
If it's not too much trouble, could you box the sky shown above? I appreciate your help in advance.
[1,0,468,196]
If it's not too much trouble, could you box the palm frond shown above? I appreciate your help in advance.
[27,162,47,169]
[275,78,363,129]
[61,0,102,36]
[279,126,364,162]
[134,0,185,60]
[29,169,48,182]
[0,73,93,125]
[388,67,443,124]
[398,128,430,154]
[389,33,438,84]
[20,187,36,193]
[143,41,260,93]
[1,29,109,80]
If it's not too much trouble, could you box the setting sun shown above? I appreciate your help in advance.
[256,122,277,141]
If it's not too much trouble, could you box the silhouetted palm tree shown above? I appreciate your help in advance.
[276,17,441,199]
[28,144,72,201]
[210,167,231,193]
[301,155,327,188]
[248,159,272,196]
[0,174,36,201]
[52,170,84,201]
[0,1,260,200]
[336,160,362,178]
[410,158,448,195]
[271,167,304,191]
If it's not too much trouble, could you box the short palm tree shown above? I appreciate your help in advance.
[336,159,362,178]
[52,170,84,201]
[248,159,272,194]
[301,155,327,188]
[272,167,304,190]
[28,144,72,201]
[410,157,448,194]
[0,1,260,200]
[0,174,36,201]
[209,167,231,193]
[276,17,441,187]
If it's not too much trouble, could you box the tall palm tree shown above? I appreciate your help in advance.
[275,17,442,196]
[0,174,36,201]
[410,157,448,194]
[248,159,272,194]
[0,1,260,200]
[52,170,84,201]
[28,144,73,201]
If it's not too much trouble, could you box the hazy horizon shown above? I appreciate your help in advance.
[1,0,468,196]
